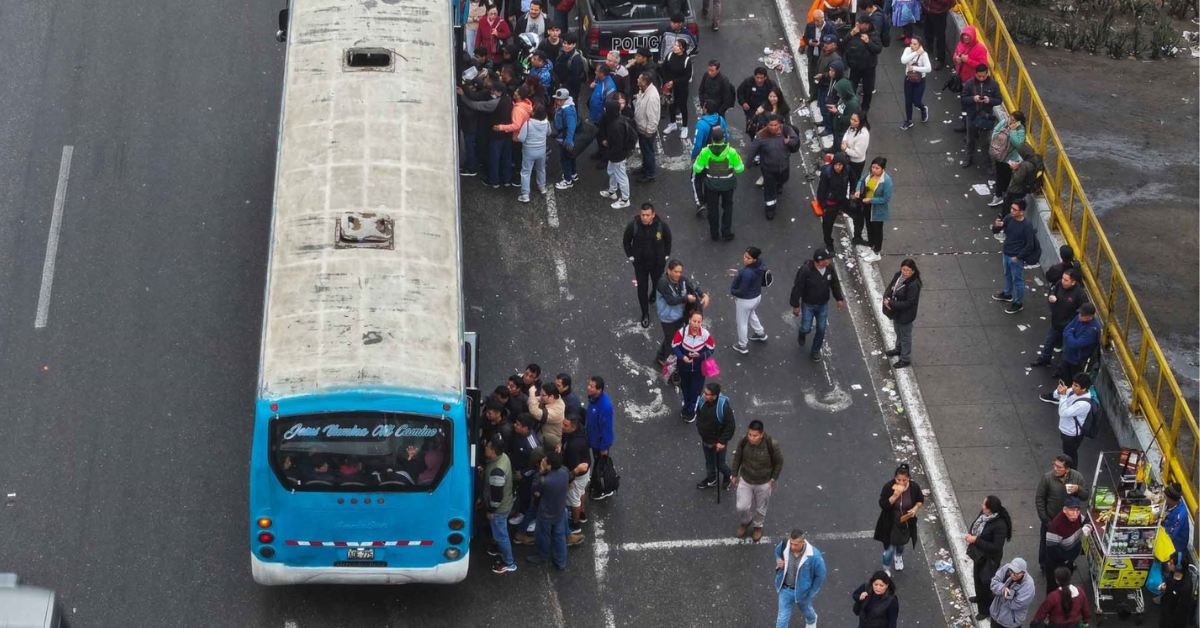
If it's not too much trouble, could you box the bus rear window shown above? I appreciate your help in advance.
[269,412,451,492]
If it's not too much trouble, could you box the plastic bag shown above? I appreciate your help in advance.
[701,357,720,378]
[661,355,678,382]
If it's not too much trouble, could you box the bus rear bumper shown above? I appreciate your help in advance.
[251,552,469,585]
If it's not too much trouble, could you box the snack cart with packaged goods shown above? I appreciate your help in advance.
[1083,449,1164,625]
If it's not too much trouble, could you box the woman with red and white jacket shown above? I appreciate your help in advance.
[673,310,716,423]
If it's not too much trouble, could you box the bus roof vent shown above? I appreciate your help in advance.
[344,48,395,72]
[336,212,394,250]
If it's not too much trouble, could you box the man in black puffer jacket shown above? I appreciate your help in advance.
[622,202,673,328]
[1031,268,1088,367]
[789,248,846,362]
[840,13,883,112]
[694,383,737,489]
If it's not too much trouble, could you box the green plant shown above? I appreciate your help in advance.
[1166,0,1196,19]
[1149,10,1180,57]
[1106,29,1132,57]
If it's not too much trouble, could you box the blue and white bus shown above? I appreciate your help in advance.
[250,0,477,585]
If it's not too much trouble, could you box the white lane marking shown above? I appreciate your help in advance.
[284,621,298,628]
[750,395,795,415]
[613,529,872,552]
[545,187,560,228]
[545,571,566,628]
[616,353,671,423]
[554,255,575,301]
[34,145,75,329]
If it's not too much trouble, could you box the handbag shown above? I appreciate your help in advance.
[905,70,922,84]
[701,357,720,378]
[890,511,912,546]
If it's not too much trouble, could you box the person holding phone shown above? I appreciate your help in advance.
[873,463,924,572]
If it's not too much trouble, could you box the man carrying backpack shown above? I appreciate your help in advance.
[731,420,784,542]
[599,97,638,209]
[695,383,737,490]
[1050,372,1094,470]
[1003,142,1043,210]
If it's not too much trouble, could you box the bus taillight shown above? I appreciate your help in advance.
[258,532,275,544]
[448,518,465,531]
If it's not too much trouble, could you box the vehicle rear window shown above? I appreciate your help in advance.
[270,412,451,492]
[594,0,679,21]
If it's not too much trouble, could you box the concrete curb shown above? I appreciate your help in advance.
[766,0,982,622]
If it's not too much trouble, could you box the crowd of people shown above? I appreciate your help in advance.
[454,2,1196,627]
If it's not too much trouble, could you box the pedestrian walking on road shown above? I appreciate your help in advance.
[790,248,846,362]
[873,463,923,572]
[1030,269,1086,367]
[882,258,921,368]
[693,126,745,242]
[1048,372,1093,469]
[673,310,716,423]
[691,101,729,214]
[632,73,661,183]
[624,203,673,328]
[585,377,615,501]
[990,199,1037,314]
[1034,454,1090,569]
[774,529,826,628]
[899,37,931,130]
[748,115,800,221]
[697,60,736,120]
[1032,566,1093,628]
[730,246,769,354]
[816,152,851,250]
[851,156,892,263]
[732,420,783,541]
[851,571,900,628]
[527,450,570,570]
[661,37,694,137]
[656,259,709,365]
[1040,496,1090,590]
[966,495,1013,621]
[988,558,1036,628]
[737,67,778,133]
[695,383,736,489]
[482,435,517,574]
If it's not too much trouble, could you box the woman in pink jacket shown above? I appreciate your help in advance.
[475,7,512,65]
[952,25,989,81]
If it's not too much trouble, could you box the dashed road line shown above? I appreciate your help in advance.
[35,145,75,329]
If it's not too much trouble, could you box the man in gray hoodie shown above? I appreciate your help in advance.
[988,558,1036,628]
[748,116,800,220]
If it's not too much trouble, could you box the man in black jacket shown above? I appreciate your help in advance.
[840,13,883,112]
[959,63,1002,167]
[789,248,846,362]
[697,60,736,120]
[555,34,587,100]
[802,11,839,103]
[623,203,674,328]
[695,383,737,489]
[1031,269,1087,367]
[748,116,800,220]
[736,67,777,128]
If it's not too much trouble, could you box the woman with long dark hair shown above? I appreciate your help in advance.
[966,495,1012,621]
[872,463,923,571]
[1032,566,1093,628]
[851,570,900,628]
[882,258,921,368]
[660,39,694,138]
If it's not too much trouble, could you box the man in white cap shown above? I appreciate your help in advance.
[988,557,1036,628]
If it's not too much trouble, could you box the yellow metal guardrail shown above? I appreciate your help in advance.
[956,0,1198,518]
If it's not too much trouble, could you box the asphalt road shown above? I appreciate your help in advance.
[0,0,950,626]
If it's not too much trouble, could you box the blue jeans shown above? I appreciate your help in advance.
[882,542,905,567]
[488,138,513,185]
[1039,325,1064,359]
[489,509,514,566]
[559,144,577,181]
[520,147,546,195]
[776,587,818,628]
[903,78,926,123]
[798,302,830,356]
[638,134,656,179]
[534,514,568,569]
[463,131,478,171]
[678,369,705,418]
[1002,255,1026,304]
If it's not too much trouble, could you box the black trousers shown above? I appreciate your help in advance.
[669,84,691,127]
[849,202,866,242]
[633,260,665,318]
[657,318,685,361]
[850,65,877,111]
[705,187,735,239]
[867,220,884,253]
[924,11,949,63]
[1061,432,1085,470]
[993,161,1013,198]
[762,168,789,210]
[821,202,842,248]
[807,55,820,101]
[974,557,998,613]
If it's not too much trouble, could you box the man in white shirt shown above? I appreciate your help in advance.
[1052,372,1092,470]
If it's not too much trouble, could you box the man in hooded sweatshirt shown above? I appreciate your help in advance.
[552,88,579,189]
[1004,142,1043,206]
[1031,268,1087,367]
[816,152,852,250]
[840,12,883,112]
[600,96,637,209]
[691,100,729,214]
[826,61,859,150]
[813,34,842,123]
[693,126,745,241]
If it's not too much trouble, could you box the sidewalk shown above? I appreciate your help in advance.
[776,8,1142,623]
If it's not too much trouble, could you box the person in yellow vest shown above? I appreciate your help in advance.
[692,127,746,242]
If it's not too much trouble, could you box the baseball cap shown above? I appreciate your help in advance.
[813,248,831,262]
[553,88,571,100]
[1064,496,1083,509]
[820,33,838,44]
[1009,557,1028,573]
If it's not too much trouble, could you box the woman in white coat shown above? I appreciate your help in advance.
[900,36,932,130]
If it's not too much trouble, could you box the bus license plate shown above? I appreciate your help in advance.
[347,548,375,560]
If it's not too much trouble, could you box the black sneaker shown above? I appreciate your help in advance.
[459,167,477,176]
[920,105,930,123]
[750,332,768,342]
[991,292,1013,302]
[1005,302,1024,314]
[797,333,807,347]
[578,512,589,524]
[1030,356,1052,367]
[696,478,717,489]
[683,413,696,424]
[722,477,732,490]
[640,315,651,329]
[695,204,707,216]
[1039,392,1058,404]
[765,208,775,220]
[892,359,912,368]
[885,348,901,357]
[591,490,616,501]
[811,353,822,362]
[722,233,735,241]
[486,546,501,557]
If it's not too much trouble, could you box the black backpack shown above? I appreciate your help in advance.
[1028,157,1046,195]
[592,455,621,495]
[1072,394,1103,439]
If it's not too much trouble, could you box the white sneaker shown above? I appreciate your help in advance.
[517,193,530,203]
[555,179,574,190]
[987,195,1004,207]
[863,251,881,263]
[525,521,535,533]
[680,127,689,139]
[732,343,749,354]
[599,189,617,199]
[508,514,523,526]
[611,197,631,209]
[664,122,679,134]
[895,554,904,571]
